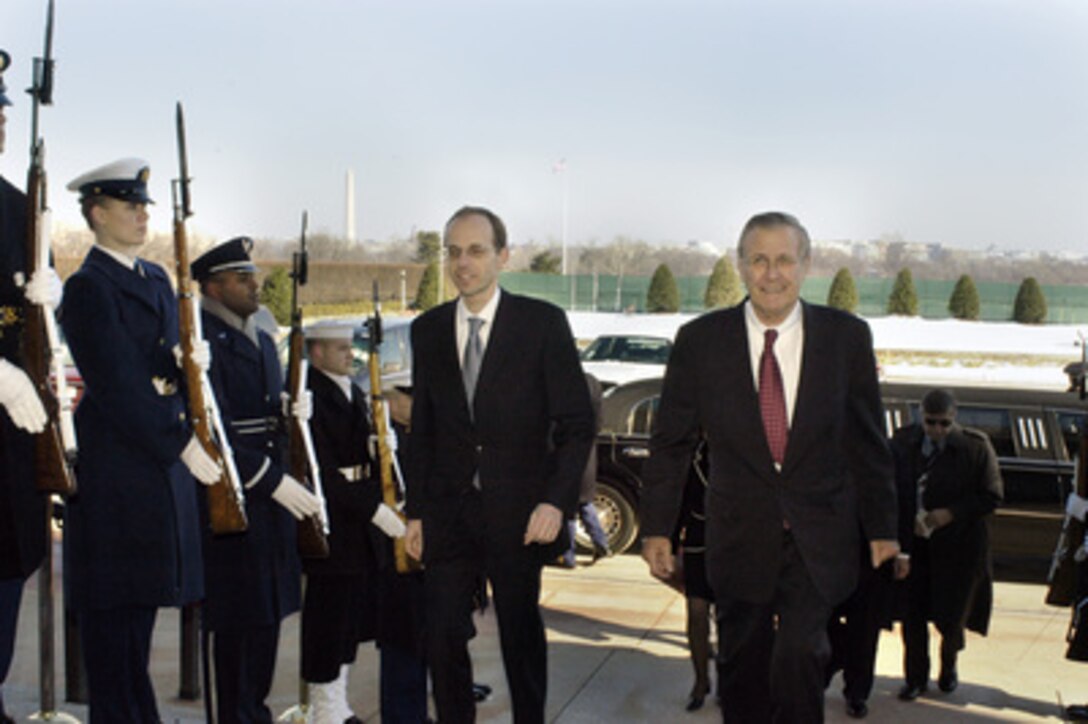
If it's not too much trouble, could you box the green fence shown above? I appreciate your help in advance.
[501,272,1088,323]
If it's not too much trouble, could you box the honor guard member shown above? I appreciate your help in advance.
[60,158,217,723]
[192,237,321,723]
[301,321,405,724]
[0,48,56,723]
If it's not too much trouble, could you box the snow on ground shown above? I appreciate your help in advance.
[567,311,1088,390]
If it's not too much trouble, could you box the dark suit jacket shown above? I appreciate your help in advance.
[405,291,595,562]
[641,301,897,606]
[60,248,204,610]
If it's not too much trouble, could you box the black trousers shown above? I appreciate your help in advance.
[826,553,894,702]
[301,573,367,683]
[211,624,280,724]
[425,546,547,724]
[716,532,833,724]
[901,539,963,686]
[80,606,159,724]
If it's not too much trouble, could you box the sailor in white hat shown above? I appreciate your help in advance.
[300,319,407,724]
[58,158,218,722]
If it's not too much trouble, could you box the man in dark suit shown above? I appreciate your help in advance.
[404,206,595,724]
[61,158,218,723]
[641,211,900,724]
[193,237,322,723]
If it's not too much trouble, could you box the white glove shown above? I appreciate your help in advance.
[272,475,322,520]
[281,390,313,422]
[23,267,63,310]
[1068,492,1088,523]
[371,502,407,539]
[173,340,212,374]
[181,435,221,485]
[0,359,48,433]
[367,429,399,459]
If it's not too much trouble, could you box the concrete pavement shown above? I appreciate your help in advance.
[2,551,1084,722]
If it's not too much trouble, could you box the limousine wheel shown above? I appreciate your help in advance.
[574,481,639,555]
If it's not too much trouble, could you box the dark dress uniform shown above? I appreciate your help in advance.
[893,422,1003,691]
[301,366,379,683]
[0,172,47,716]
[60,247,205,723]
[200,305,300,723]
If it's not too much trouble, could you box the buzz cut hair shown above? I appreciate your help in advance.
[922,388,957,415]
[736,211,812,262]
[444,206,508,252]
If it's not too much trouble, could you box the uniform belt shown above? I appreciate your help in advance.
[339,465,368,482]
[231,416,281,435]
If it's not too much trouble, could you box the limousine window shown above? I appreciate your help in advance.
[1057,410,1087,459]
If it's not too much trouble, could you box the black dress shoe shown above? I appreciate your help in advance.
[685,694,705,712]
[897,682,927,701]
[473,682,493,702]
[591,546,612,563]
[1066,704,1088,721]
[845,698,868,718]
[937,670,958,693]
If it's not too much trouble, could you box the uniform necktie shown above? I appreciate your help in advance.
[759,328,788,465]
[462,316,484,406]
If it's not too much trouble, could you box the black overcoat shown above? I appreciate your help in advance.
[892,423,1003,635]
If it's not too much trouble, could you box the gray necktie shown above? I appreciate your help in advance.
[462,316,484,407]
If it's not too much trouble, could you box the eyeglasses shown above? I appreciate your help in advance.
[924,418,952,428]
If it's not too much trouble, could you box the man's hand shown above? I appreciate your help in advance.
[405,519,423,560]
[24,267,63,310]
[894,554,911,580]
[923,508,954,531]
[271,475,322,520]
[371,503,407,539]
[641,536,674,580]
[180,435,221,485]
[0,359,48,433]
[523,503,563,545]
[870,538,900,569]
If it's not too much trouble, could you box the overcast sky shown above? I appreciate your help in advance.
[2,0,1086,254]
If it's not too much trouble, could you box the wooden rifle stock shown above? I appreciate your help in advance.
[1047,342,1088,607]
[23,144,74,495]
[286,213,329,558]
[173,102,247,535]
[367,282,419,574]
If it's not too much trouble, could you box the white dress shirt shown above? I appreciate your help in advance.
[744,300,804,428]
[455,287,501,368]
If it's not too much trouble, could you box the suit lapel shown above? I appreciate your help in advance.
[782,302,822,473]
[431,302,473,424]
[474,293,514,406]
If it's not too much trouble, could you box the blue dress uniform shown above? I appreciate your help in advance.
[1,51,48,718]
[197,260,300,722]
[60,159,205,723]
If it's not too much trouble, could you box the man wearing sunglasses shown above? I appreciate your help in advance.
[892,388,1003,704]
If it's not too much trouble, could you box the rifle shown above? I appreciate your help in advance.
[172,102,247,535]
[21,0,74,497]
[285,212,330,558]
[1046,333,1087,607]
[367,281,419,573]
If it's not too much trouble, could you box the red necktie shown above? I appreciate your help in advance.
[759,329,788,465]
